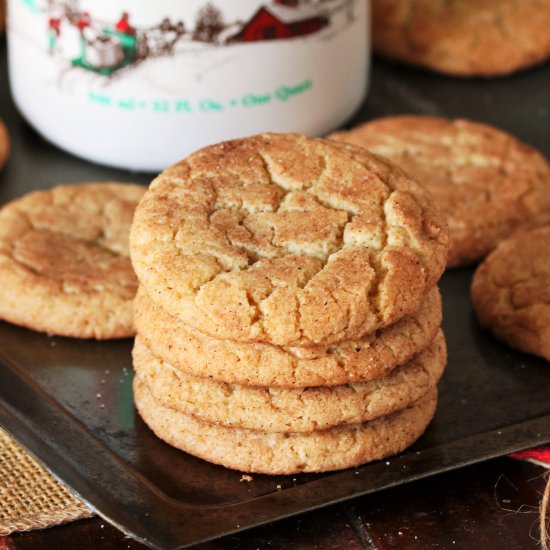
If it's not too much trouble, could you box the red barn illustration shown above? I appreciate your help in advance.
[233,0,329,42]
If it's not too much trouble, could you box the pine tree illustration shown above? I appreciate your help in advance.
[193,3,225,43]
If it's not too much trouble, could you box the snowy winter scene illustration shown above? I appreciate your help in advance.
[36,0,358,78]
[9,0,367,170]
[9,0,365,130]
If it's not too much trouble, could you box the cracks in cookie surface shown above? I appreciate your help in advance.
[132,134,447,343]
[331,116,550,265]
[1,184,143,299]
[135,285,443,387]
[471,226,550,359]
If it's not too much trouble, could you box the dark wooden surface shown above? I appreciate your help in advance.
[1,457,547,549]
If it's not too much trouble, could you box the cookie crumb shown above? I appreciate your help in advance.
[239,475,253,482]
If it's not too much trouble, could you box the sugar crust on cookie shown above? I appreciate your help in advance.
[134,378,438,474]
[130,133,448,346]
[330,116,550,267]
[0,182,145,338]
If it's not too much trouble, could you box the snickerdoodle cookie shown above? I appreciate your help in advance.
[133,330,445,432]
[0,119,9,170]
[0,182,146,338]
[372,0,550,76]
[134,377,437,474]
[472,226,550,361]
[330,116,550,267]
[134,285,442,387]
[130,133,448,346]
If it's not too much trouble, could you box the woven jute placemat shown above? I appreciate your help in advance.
[0,427,93,536]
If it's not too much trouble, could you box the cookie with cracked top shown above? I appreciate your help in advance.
[0,182,146,338]
[133,330,446,432]
[133,377,438,474]
[372,0,550,77]
[134,285,442,387]
[472,226,550,361]
[130,133,448,346]
[330,116,550,267]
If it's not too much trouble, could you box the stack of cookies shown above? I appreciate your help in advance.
[129,133,449,474]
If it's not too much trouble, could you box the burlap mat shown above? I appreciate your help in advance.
[0,427,93,536]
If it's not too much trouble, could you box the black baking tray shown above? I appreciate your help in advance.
[1,38,550,550]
